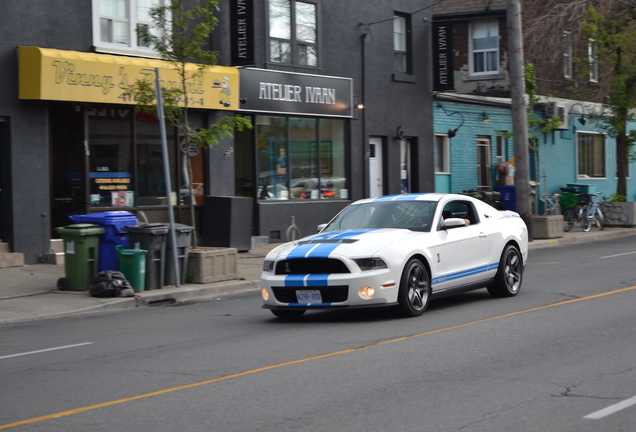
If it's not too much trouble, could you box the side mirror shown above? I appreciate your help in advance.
[442,218,466,230]
[317,223,327,232]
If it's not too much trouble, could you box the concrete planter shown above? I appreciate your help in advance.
[599,202,636,227]
[186,247,238,284]
[531,215,564,239]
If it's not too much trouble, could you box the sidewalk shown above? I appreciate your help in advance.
[1,227,635,324]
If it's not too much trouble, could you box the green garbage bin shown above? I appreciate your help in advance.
[55,224,105,291]
[116,245,147,293]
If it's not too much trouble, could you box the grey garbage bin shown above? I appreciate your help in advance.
[123,223,168,290]
[163,223,192,286]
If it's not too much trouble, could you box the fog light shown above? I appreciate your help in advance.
[261,288,269,301]
[359,286,376,299]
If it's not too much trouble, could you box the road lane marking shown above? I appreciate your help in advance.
[0,342,94,360]
[599,251,636,259]
[584,395,636,420]
[2,285,636,431]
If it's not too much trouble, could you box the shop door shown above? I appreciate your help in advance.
[50,105,87,232]
[477,137,492,189]
[368,137,383,198]
[0,118,7,243]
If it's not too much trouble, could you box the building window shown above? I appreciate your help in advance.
[470,21,499,75]
[93,0,166,56]
[588,38,599,83]
[257,116,347,200]
[563,31,573,79]
[394,13,411,74]
[496,134,506,163]
[578,132,605,178]
[268,0,318,67]
[435,134,450,173]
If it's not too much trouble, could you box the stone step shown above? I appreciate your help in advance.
[0,243,25,268]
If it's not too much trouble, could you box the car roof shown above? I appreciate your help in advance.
[353,193,471,205]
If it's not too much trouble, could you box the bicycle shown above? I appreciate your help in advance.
[541,193,561,215]
[581,193,604,232]
[561,190,586,232]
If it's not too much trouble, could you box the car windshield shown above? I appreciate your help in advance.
[322,201,436,233]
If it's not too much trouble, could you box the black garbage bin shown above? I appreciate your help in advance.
[163,223,192,286]
[123,223,169,290]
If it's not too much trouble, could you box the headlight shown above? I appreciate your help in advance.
[354,258,388,271]
[262,260,275,272]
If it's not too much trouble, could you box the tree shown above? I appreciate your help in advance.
[582,3,636,200]
[524,0,636,200]
[127,0,252,246]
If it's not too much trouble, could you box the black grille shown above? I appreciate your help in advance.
[275,258,350,275]
[272,286,349,303]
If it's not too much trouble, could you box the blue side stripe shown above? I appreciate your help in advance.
[432,262,499,285]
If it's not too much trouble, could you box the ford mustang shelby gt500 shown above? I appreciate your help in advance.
[260,193,528,318]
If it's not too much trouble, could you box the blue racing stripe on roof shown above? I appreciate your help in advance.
[372,193,427,201]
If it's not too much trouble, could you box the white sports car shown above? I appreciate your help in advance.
[260,193,528,319]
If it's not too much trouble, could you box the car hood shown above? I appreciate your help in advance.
[268,228,424,260]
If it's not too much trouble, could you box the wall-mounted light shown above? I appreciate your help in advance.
[482,112,490,123]
[437,103,464,139]
[569,102,587,126]
[356,103,365,110]
[394,125,405,140]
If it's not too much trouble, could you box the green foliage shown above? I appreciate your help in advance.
[525,63,561,150]
[127,0,252,149]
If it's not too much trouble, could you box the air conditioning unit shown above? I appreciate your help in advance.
[546,102,568,129]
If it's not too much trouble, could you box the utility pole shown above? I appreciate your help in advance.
[506,0,533,240]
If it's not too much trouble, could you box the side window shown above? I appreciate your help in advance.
[268,0,318,67]
[441,201,477,226]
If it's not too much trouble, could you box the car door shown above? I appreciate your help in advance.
[429,200,491,293]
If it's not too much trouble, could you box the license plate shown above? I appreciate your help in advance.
[296,290,322,304]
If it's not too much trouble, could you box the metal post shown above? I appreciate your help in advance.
[155,68,181,286]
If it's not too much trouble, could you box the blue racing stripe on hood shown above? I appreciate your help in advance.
[286,229,378,259]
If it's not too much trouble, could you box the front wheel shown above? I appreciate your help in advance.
[397,258,431,317]
[563,207,575,232]
[488,245,523,298]
[595,209,604,230]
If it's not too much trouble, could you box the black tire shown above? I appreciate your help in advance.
[56,277,69,291]
[488,245,523,298]
[563,207,575,232]
[397,258,431,317]
[271,309,306,319]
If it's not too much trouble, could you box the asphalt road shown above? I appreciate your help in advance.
[1,236,635,431]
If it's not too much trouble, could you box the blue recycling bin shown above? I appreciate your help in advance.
[495,185,517,211]
[69,211,139,271]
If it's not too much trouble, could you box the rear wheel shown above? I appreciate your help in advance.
[595,209,604,230]
[488,245,523,298]
[397,258,431,317]
[271,309,306,319]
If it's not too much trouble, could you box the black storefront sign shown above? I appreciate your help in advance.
[433,22,454,92]
[239,68,353,117]
[230,0,254,66]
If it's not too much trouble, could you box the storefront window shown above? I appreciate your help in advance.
[135,111,175,206]
[257,115,347,200]
[88,108,134,207]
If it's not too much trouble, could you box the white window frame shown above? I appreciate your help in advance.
[588,38,599,83]
[435,134,450,174]
[469,21,499,76]
[393,14,410,74]
[92,0,166,58]
[577,131,606,179]
[563,31,573,79]
[496,134,506,163]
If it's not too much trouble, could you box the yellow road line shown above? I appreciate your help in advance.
[2,285,635,431]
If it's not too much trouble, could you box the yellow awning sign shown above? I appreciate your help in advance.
[18,46,239,110]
